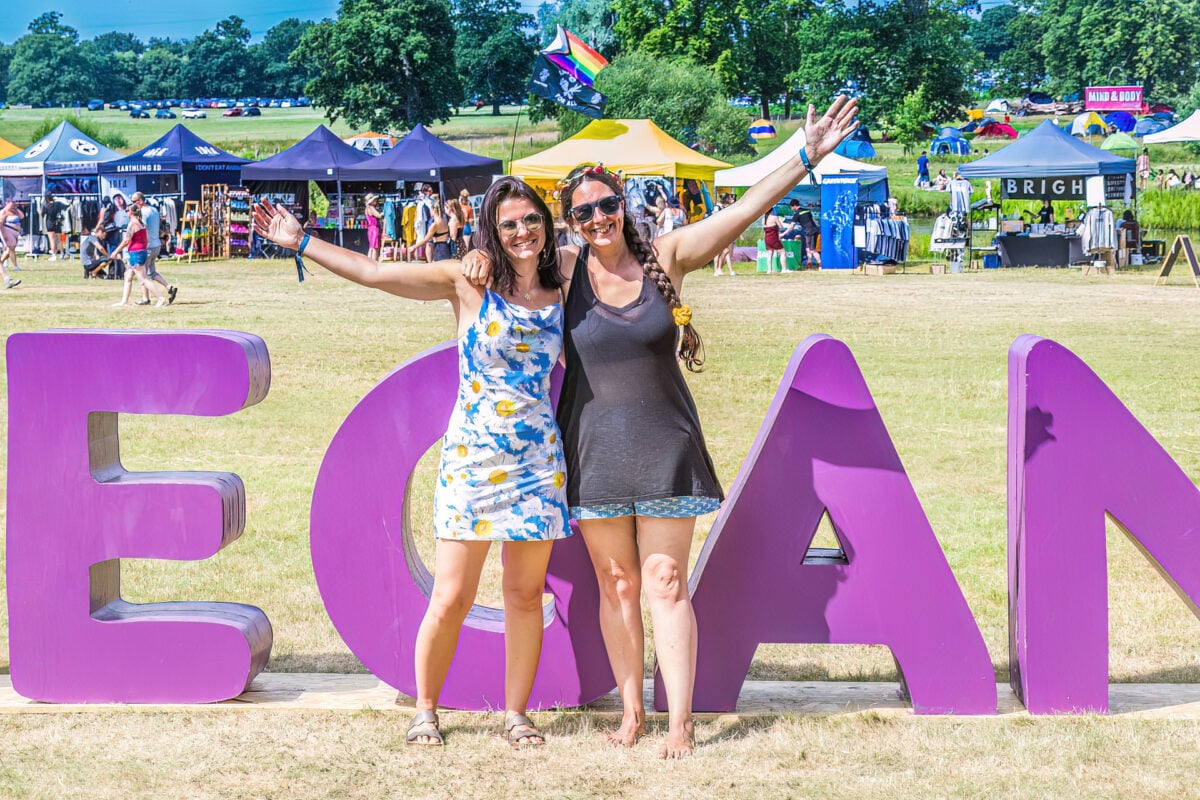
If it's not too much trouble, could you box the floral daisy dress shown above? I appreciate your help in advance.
[433,289,571,541]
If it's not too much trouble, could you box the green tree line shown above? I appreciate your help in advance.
[4,1,1200,158]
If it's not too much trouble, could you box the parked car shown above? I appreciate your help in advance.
[242,107,261,117]
[130,109,150,119]
[87,99,105,111]
[155,109,176,119]
[182,108,207,119]
[222,108,242,117]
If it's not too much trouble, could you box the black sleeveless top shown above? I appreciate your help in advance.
[557,246,723,507]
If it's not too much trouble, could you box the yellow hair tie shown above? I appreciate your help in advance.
[672,305,692,327]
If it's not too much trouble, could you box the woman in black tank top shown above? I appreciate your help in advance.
[462,96,861,758]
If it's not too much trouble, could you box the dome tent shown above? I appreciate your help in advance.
[930,127,971,156]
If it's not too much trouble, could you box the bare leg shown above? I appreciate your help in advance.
[636,515,699,759]
[113,268,135,306]
[411,539,490,743]
[501,539,555,745]
[579,517,647,747]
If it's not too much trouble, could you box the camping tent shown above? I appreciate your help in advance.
[930,127,971,156]
[1104,111,1136,133]
[341,123,501,198]
[1144,109,1200,143]
[98,124,250,201]
[343,132,397,156]
[974,121,1018,139]
[749,119,777,140]
[835,140,876,158]
[1135,117,1170,137]
[1070,112,1107,137]
[509,118,730,194]
[1100,132,1139,157]
[715,126,888,205]
[985,98,1011,114]
[959,120,1135,178]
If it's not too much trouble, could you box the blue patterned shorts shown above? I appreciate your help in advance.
[570,496,721,520]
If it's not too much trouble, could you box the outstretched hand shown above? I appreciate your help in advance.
[252,201,305,250]
[803,96,860,162]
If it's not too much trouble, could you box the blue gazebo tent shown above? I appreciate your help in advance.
[0,120,124,200]
[242,125,383,247]
[341,124,502,198]
[930,127,971,156]
[959,120,1135,179]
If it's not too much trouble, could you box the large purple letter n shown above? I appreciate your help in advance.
[6,330,273,703]
[1009,335,1200,713]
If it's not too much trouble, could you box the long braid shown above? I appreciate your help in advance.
[624,220,705,372]
[560,167,705,372]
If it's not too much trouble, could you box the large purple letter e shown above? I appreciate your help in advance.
[6,330,273,703]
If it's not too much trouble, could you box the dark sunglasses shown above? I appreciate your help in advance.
[497,212,545,234]
[569,194,622,223]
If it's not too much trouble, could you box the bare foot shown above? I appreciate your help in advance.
[605,710,647,748]
[658,719,695,759]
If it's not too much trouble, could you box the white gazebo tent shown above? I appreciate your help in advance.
[714,126,887,191]
[1143,110,1200,143]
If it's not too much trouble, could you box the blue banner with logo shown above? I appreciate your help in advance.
[820,175,859,270]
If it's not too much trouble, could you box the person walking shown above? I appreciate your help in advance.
[110,204,168,307]
[132,193,177,305]
[0,198,24,287]
[364,193,384,262]
[253,176,571,750]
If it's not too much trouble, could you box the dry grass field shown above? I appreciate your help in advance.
[3,256,1200,798]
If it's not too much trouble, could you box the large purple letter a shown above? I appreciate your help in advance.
[688,335,996,715]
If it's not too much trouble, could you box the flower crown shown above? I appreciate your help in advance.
[552,163,623,202]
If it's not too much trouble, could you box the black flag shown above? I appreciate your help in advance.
[527,55,607,120]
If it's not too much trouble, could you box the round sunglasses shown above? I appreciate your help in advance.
[496,212,545,234]
[568,194,622,223]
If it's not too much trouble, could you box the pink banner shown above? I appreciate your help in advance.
[1085,85,1144,112]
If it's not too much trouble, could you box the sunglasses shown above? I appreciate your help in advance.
[497,212,545,234]
[569,195,622,223]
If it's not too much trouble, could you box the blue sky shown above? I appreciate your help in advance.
[1,0,545,44]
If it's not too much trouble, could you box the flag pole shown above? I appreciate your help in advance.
[509,105,524,167]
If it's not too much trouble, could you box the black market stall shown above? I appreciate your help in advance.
[98,124,250,203]
[241,126,388,254]
[958,120,1135,267]
[341,124,501,199]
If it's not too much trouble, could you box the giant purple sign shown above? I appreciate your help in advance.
[7,329,1200,713]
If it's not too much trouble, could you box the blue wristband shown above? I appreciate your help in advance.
[297,233,310,255]
[799,147,818,186]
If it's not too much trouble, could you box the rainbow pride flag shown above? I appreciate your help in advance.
[541,25,609,88]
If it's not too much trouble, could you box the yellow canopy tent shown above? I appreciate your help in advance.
[509,118,730,195]
[0,136,21,159]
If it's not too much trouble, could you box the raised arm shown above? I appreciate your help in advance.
[656,96,859,276]
[253,201,458,301]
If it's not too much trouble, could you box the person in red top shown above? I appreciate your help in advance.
[110,204,168,307]
[761,206,791,274]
